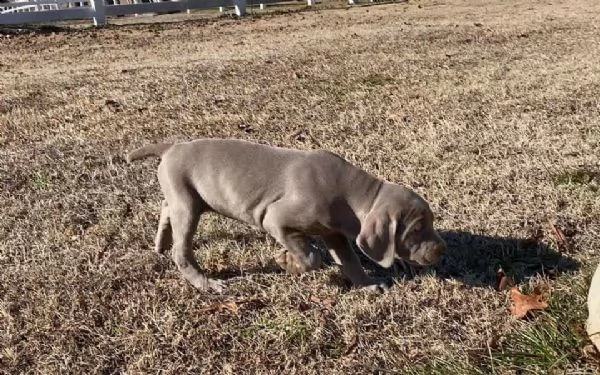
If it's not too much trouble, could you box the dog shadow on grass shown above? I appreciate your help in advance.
[203,229,580,291]
[350,230,581,290]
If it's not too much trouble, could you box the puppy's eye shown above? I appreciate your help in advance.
[411,222,422,232]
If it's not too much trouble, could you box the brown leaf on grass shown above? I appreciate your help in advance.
[310,295,336,308]
[548,221,570,252]
[509,287,548,319]
[104,99,122,112]
[498,275,513,291]
[289,128,321,147]
[198,301,239,315]
[496,268,514,291]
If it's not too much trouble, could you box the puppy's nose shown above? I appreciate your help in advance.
[426,241,446,263]
[433,242,446,260]
[436,241,447,257]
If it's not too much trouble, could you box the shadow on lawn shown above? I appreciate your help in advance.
[354,230,581,290]
[205,229,580,290]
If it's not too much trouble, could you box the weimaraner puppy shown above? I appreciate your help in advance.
[127,138,446,293]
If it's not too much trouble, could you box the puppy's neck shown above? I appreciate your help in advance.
[348,178,385,225]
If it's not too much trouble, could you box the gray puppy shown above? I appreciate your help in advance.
[127,138,446,293]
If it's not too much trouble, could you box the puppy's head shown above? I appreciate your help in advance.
[356,184,446,268]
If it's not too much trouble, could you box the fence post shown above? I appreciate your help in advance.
[259,3,265,9]
[90,0,105,26]
[306,0,313,5]
[233,0,245,16]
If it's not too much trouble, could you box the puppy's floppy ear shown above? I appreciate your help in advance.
[356,211,397,268]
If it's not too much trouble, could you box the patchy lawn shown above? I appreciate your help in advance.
[1,0,600,373]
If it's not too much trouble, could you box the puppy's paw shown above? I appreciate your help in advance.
[275,250,303,274]
[189,276,226,293]
[275,250,321,274]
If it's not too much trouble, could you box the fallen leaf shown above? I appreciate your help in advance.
[496,268,514,291]
[310,295,336,308]
[509,287,548,319]
[104,99,122,112]
[292,71,306,79]
[498,275,513,291]
[289,128,321,147]
[548,221,570,252]
[198,301,239,315]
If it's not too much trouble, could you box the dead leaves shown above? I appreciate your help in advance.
[496,267,514,291]
[498,266,551,319]
[548,220,570,252]
[523,220,575,253]
[309,294,336,309]
[197,299,266,316]
[509,286,549,319]
[289,128,321,147]
[198,301,240,315]
[104,99,123,113]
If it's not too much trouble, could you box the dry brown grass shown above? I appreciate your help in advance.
[2,0,600,373]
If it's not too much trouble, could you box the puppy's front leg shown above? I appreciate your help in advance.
[323,233,391,292]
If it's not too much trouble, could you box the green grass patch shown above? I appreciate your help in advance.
[490,271,595,373]
[30,171,51,191]
[553,169,599,190]
[242,313,312,350]
[362,73,395,86]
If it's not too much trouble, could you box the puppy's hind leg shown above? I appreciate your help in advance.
[168,198,225,293]
[155,199,173,255]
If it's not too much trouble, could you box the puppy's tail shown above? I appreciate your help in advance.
[126,143,173,163]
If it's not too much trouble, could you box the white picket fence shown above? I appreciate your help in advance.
[0,0,322,26]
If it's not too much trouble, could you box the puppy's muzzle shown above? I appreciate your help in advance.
[413,239,446,266]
